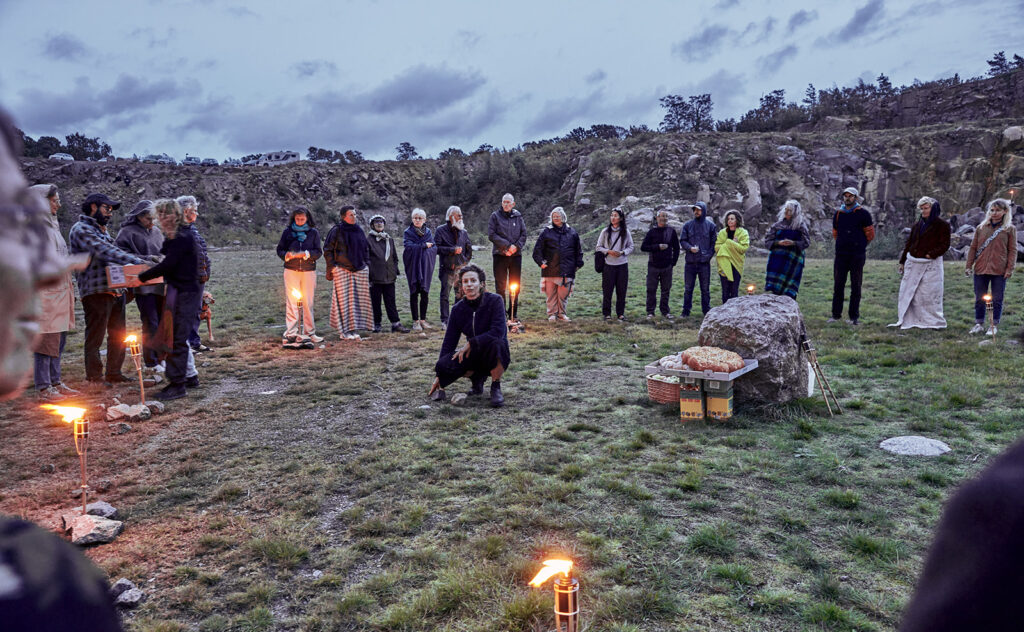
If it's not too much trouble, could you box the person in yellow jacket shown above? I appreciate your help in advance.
[714,210,750,304]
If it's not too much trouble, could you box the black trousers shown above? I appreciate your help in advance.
[409,290,429,321]
[645,265,673,315]
[167,288,201,386]
[82,293,127,380]
[435,338,505,388]
[832,252,866,320]
[493,255,522,319]
[370,283,401,326]
[719,268,741,304]
[134,293,165,367]
[602,264,629,317]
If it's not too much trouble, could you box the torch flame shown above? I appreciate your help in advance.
[528,559,572,586]
[510,283,519,293]
[41,404,87,423]
[124,334,137,344]
[747,285,755,291]
[983,294,992,302]
[291,288,302,300]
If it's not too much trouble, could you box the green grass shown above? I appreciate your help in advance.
[1,252,1020,632]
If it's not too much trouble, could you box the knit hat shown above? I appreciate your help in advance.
[369,214,386,226]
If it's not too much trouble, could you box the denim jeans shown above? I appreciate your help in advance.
[973,274,1007,323]
[682,261,711,315]
[33,332,66,389]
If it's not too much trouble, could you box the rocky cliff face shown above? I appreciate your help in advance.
[20,121,1024,260]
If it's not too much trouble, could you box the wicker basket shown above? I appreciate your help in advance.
[646,375,680,404]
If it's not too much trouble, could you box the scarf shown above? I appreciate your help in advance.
[369,227,391,260]
[291,222,311,243]
[413,224,426,237]
[839,203,861,214]
[339,222,369,270]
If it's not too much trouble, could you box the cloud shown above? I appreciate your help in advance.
[42,33,89,60]
[226,5,258,18]
[523,87,660,138]
[786,9,818,33]
[714,0,740,7]
[291,60,338,78]
[127,27,176,48]
[524,89,604,136]
[741,17,777,43]
[756,44,799,75]
[14,74,180,130]
[585,69,606,84]
[667,69,748,118]
[671,25,731,62]
[363,65,486,116]
[456,30,481,49]
[817,0,886,44]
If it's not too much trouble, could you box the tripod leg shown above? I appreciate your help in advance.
[817,366,843,414]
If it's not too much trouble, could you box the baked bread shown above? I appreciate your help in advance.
[681,346,744,373]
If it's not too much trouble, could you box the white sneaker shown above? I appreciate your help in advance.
[421,320,434,330]
[412,321,423,332]
[309,334,324,343]
[548,315,556,321]
[986,325,998,336]
[343,333,361,341]
[55,382,80,394]
[37,386,65,401]
[969,323,984,334]
[154,362,166,373]
[558,314,571,322]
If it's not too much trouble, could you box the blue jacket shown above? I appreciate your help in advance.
[434,223,472,275]
[532,224,584,278]
[403,225,437,293]
[438,292,510,368]
[679,217,717,264]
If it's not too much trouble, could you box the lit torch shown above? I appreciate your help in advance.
[291,288,305,338]
[983,294,994,338]
[529,559,578,632]
[42,405,90,515]
[508,282,519,321]
[746,284,755,296]
[125,334,145,403]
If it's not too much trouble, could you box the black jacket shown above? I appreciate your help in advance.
[532,224,584,278]
[438,292,510,368]
[323,223,369,272]
[435,223,473,274]
[641,226,680,268]
[367,232,400,285]
[276,226,323,272]
[138,226,199,291]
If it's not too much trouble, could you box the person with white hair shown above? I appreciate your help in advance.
[532,207,584,321]
[764,199,810,299]
[403,208,437,331]
[966,198,1017,335]
[434,205,473,328]
[176,194,211,351]
[890,197,951,329]
[28,184,78,399]
[829,187,875,325]
[488,193,527,324]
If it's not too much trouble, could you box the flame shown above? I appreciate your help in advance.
[983,294,992,302]
[291,288,302,300]
[41,405,87,423]
[510,283,519,293]
[747,285,755,291]
[528,559,572,586]
[124,334,137,344]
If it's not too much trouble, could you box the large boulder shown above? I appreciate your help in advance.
[697,294,809,404]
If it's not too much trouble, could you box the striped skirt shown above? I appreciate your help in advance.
[329,267,372,335]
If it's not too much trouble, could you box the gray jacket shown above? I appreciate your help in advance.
[487,208,527,256]
[596,226,634,266]
[115,223,165,295]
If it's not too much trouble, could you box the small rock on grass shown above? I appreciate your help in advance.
[39,463,55,473]
[61,502,119,532]
[111,422,132,435]
[144,400,165,414]
[879,436,951,456]
[450,393,467,405]
[70,514,124,545]
[110,579,145,609]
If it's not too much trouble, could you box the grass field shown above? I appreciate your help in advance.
[1,248,1022,632]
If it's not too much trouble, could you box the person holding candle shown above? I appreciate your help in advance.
[428,263,510,407]
[679,201,717,319]
[115,200,167,373]
[640,210,680,320]
[488,193,527,326]
[966,198,1017,336]
[403,208,437,331]
[764,199,811,299]
[366,214,410,334]
[532,207,584,322]
[276,206,324,345]
[324,205,372,340]
[890,197,951,329]
[28,184,78,400]
[435,205,473,329]
[596,207,633,321]
[134,199,200,401]
[714,210,750,304]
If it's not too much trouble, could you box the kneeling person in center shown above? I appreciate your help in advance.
[428,264,510,407]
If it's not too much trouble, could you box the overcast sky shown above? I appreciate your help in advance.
[1,0,1020,161]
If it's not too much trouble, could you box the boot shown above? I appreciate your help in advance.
[489,381,504,408]
[468,375,486,396]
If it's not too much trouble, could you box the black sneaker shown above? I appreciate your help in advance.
[105,373,133,384]
[185,376,200,388]
[392,323,410,334]
[372,324,382,333]
[468,375,486,396]
[156,384,188,401]
[489,382,504,408]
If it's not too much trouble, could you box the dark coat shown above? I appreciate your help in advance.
[438,292,510,368]
[900,217,951,264]
[367,232,400,285]
[276,226,323,272]
[138,226,199,291]
[832,205,875,255]
[435,223,473,275]
[679,217,717,264]
[532,224,584,278]
[487,209,527,256]
[323,222,370,272]
[403,225,437,292]
[641,226,681,268]
[187,223,211,282]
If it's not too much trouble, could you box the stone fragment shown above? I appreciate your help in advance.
[114,587,146,609]
[450,393,467,405]
[86,501,119,520]
[144,400,165,415]
[95,479,112,492]
[40,463,55,473]
[70,514,124,545]
[113,422,132,434]
[879,436,951,456]
[698,294,808,404]
[110,578,136,598]
[105,403,149,421]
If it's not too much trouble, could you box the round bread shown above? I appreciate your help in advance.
[683,346,744,373]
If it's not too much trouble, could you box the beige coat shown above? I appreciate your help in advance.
[37,214,76,334]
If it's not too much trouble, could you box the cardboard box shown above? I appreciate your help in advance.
[705,387,734,420]
[680,391,705,420]
[106,264,162,289]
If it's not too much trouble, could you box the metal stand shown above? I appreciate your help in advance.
[126,336,145,403]
[803,339,842,416]
[554,576,579,632]
[74,417,90,515]
[986,298,995,341]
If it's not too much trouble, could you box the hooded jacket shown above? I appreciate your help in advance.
[487,208,527,256]
[679,204,717,264]
[115,212,165,295]
[35,213,76,334]
[532,223,584,278]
